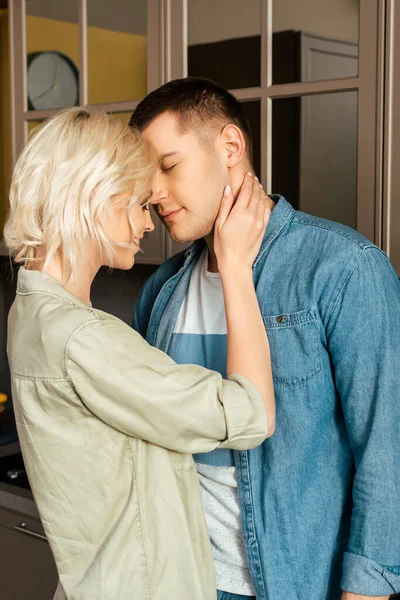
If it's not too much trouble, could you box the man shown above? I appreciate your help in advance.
[130,78,400,600]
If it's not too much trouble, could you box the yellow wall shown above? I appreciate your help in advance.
[26,16,147,105]
[0,13,147,237]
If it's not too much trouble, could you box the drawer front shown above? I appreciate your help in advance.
[0,506,47,541]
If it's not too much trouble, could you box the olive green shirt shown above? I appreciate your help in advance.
[7,267,268,600]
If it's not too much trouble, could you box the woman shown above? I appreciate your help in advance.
[5,107,274,600]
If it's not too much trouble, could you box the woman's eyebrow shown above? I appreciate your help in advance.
[159,151,180,161]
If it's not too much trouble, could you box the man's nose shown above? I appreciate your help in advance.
[151,171,168,203]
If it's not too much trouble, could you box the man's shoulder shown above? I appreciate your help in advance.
[290,210,374,251]
[255,202,385,298]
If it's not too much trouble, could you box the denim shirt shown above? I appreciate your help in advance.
[133,196,400,599]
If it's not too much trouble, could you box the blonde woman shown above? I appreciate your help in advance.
[4,107,274,600]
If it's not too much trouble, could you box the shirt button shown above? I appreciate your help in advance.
[277,315,285,323]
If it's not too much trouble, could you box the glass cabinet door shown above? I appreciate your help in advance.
[87,0,148,105]
[26,1,80,111]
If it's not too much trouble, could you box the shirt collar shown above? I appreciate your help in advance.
[17,267,92,309]
[254,194,294,265]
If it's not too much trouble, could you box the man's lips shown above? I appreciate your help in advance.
[160,208,183,223]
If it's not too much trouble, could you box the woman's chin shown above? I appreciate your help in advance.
[119,255,136,270]
[106,250,136,271]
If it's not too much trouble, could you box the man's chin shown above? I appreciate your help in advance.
[166,219,214,244]
[166,223,197,244]
[168,231,196,244]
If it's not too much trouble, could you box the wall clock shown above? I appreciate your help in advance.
[27,51,79,110]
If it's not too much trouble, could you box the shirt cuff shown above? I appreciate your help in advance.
[217,373,268,451]
[341,551,400,596]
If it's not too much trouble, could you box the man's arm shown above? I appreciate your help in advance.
[326,246,400,597]
[132,275,154,337]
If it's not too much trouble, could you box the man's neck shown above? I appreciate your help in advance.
[204,172,276,274]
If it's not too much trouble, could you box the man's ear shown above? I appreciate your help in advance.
[221,124,246,167]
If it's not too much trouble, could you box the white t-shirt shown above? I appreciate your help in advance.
[168,248,256,596]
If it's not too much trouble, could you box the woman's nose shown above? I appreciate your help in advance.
[145,208,155,232]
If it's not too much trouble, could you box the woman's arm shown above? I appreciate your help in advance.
[215,173,275,436]
[65,315,268,454]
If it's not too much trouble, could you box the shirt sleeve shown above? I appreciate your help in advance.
[132,271,156,337]
[326,247,400,596]
[65,316,268,454]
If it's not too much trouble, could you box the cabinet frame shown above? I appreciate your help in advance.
[7,0,395,268]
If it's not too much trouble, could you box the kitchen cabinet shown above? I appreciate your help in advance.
[0,9,11,241]
[0,505,58,599]
[383,0,400,275]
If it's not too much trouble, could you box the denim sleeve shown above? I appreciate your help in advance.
[132,285,147,335]
[132,272,158,337]
[326,246,400,596]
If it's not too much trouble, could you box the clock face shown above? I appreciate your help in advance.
[27,51,79,110]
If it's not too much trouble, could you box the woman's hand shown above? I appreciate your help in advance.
[214,172,271,273]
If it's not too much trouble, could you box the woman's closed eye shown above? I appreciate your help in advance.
[161,164,177,173]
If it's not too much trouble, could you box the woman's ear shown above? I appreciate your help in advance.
[221,124,246,168]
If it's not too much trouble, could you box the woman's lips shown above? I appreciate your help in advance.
[162,208,183,223]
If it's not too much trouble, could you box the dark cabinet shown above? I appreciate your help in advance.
[0,505,58,599]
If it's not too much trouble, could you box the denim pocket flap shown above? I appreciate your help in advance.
[262,308,321,386]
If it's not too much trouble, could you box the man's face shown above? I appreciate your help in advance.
[141,112,227,243]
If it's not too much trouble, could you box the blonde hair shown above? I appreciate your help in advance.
[4,107,155,280]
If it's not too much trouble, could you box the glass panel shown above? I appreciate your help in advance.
[26,1,79,110]
[188,0,262,89]
[273,0,359,84]
[87,0,147,105]
[271,91,358,229]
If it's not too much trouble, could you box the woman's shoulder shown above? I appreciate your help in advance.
[66,307,144,355]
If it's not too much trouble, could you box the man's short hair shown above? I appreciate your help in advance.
[129,77,253,163]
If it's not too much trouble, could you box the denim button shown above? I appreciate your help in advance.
[277,315,285,323]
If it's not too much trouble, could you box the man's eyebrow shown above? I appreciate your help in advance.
[159,151,180,161]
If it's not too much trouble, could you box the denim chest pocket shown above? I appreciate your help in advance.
[263,308,321,386]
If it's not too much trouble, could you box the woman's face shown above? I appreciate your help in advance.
[104,190,155,270]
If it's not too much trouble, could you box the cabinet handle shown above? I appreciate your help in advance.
[14,522,47,542]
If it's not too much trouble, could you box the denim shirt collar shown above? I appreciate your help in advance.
[149,195,294,350]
